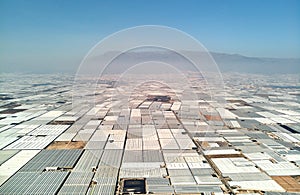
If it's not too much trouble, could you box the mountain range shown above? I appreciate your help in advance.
[211,52,300,74]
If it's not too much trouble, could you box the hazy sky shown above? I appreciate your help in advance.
[0,0,299,73]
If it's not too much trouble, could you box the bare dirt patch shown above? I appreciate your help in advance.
[46,141,86,150]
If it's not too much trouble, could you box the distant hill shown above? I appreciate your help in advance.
[3,50,298,74]
[95,50,300,75]
[211,52,300,74]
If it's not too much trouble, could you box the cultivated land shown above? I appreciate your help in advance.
[0,72,299,194]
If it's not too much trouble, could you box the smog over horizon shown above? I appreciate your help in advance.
[1,0,300,74]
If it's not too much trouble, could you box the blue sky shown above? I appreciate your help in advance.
[0,0,299,73]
